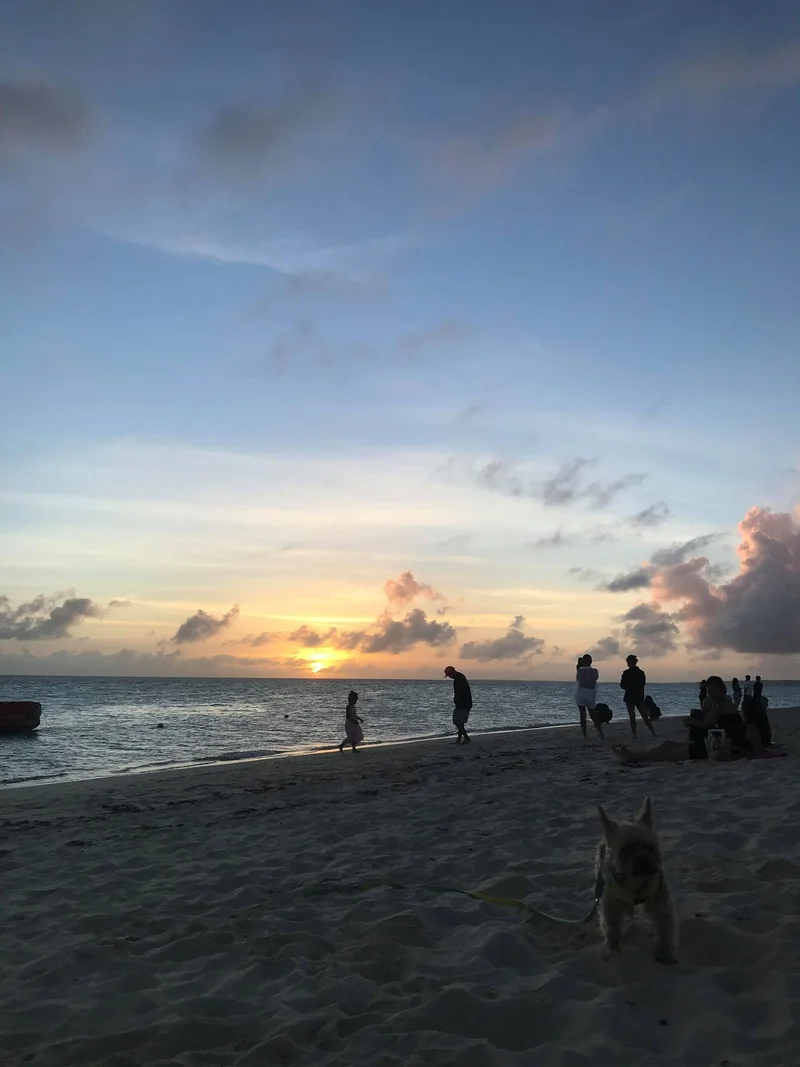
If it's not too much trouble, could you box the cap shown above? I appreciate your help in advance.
[444,666,455,675]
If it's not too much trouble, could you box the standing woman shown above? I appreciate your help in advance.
[575,654,604,740]
[339,690,364,753]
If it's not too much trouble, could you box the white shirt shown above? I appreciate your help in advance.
[743,679,753,696]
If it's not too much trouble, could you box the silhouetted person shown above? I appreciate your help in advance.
[619,654,656,738]
[743,674,753,700]
[743,689,772,747]
[338,690,364,753]
[575,654,603,740]
[753,675,764,706]
[699,679,707,709]
[731,677,742,709]
[444,665,472,744]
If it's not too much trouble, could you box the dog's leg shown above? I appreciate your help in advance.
[599,899,624,960]
[647,890,678,965]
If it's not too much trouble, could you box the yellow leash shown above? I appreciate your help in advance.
[306,877,599,925]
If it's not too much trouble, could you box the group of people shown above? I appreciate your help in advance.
[336,658,775,760]
[337,666,473,752]
[704,674,764,711]
[615,674,779,765]
[575,653,662,741]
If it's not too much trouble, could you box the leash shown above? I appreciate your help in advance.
[304,877,601,926]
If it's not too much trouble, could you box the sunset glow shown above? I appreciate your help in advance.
[2,5,800,681]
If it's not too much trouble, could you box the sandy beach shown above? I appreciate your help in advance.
[2,710,799,1067]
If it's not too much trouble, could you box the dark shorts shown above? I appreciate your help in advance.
[624,696,646,712]
[688,740,709,761]
[453,707,470,727]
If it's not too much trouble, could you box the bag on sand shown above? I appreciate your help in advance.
[595,703,613,724]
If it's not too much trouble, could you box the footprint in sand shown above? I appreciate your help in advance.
[756,859,800,881]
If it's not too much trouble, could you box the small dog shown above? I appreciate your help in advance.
[595,796,677,964]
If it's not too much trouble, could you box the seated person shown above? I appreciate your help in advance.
[683,677,743,741]
[616,677,744,764]
[738,696,773,750]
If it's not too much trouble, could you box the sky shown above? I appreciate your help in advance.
[2,0,800,681]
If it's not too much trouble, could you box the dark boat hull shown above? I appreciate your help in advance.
[0,701,41,733]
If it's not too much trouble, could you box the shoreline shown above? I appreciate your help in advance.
[2,707,797,805]
[0,713,691,796]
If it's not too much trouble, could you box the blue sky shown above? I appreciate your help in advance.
[2,0,800,679]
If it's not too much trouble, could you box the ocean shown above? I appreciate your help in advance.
[1,675,798,788]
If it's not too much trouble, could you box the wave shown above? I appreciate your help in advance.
[0,770,69,786]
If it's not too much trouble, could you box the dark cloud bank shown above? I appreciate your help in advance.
[591,508,800,657]
[0,594,123,641]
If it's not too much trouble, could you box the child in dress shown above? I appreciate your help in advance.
[339,690,364,753]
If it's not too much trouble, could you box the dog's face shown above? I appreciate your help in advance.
[597,797,662,879]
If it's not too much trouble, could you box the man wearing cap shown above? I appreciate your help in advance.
[444,665,472,744]
[619,654,656,739]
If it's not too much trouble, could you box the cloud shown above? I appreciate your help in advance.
[384,570,444,606]
[650,534,718,568]
[288,624,336,648]
[617,602,680,658]
[471,458,525,497]
[357,608,457,655]
[586,473,648,509]
[197,90,332,179]
[436,112,560,199]
[434,534,471,552]
[530,530,570,549]
[0,646,279,678]
[455,403,489,421]
[540,458,596,506]
[659,40,800,103]
[456,456,646,511]
[261,320,373,376]
[172,604,240,644]
[238,632,273,648]
[397,320,470,357]
[331,629,366,652]
[652,506,800,653]
[626,502,670,528]
[603,566,653,593]
[601,536,720,593]
[568,567,604,583]
[260,269,385,307]
[0,593,122,641]
[0,80,91,160]
[460,615,545,662]
[588,598,680,661]
[587,635,622,661]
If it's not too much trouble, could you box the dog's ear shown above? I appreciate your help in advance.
[597,804,617,838]
[637,796,653,829]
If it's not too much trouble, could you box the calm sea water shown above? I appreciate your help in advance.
[1,676,799,788]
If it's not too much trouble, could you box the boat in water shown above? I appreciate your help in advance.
[0,702,41,733]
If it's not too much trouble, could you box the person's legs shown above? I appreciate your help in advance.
[578,705,588,738]
[587,706,604,739]
[616,740,691,763]
[625,701,638,738]
[637,700,656,736]
[454,709,470,743]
